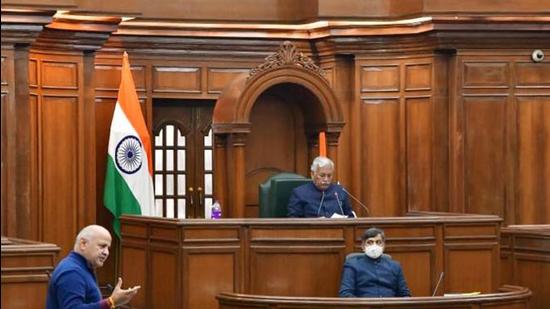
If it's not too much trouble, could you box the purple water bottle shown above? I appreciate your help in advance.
[211,201,222,219]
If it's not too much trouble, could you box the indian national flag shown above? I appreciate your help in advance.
[104,52,155,238]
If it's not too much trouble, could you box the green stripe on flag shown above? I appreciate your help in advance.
[104,156,143,238]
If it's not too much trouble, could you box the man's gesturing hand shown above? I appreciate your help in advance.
[111,277,141,307]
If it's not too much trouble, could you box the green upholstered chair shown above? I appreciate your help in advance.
[259,172,311,218]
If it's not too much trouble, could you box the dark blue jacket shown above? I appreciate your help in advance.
[46,251,104,309]
[339,254,411,297]
[287,182,353,218]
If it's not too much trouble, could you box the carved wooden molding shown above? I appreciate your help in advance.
[1,9,54,46]
[247,41,325,82]
[32,15,121,52]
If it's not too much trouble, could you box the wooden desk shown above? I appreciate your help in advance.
[501,225,550,309]
[119,214,501,309]
[217,285,531,308]
[1,236,60,309]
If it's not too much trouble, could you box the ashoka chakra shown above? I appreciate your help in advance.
[115,135,143,174]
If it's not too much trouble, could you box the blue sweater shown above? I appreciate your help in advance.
[339,254,411,297]
[46,251,105,309]
[287,182,353,218]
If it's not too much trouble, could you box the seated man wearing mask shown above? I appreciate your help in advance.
[339,227,411,297]
[287,156,354,218]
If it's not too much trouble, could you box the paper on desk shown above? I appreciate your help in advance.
[330,213,348,219]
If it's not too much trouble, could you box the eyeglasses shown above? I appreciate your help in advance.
[365,239,384,246]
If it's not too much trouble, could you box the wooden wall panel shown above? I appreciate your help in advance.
[120,245,147,307]
[361,99,401,216]
[41,61,78,89]
[515,258,550,309]
[390,248,434,296]
[405,63,431,91]
[453,52,550,224]
[357,56,437,217]
[95,64,147,91]
[444,222,500,294]
[41,96,78,253]
[28,59,38,87]
[28,51,96,257]
[463,97,507,216]
[515,63,550,87]
[406,97,432,212]
[207,68,249,94]
[153,66,201,93]
[186,252,237,308]
[250,249,342,296]
[463,62,509,88]
[360,65,399,92]
[1,55,7,84]
[151,249,179,308]
[182,225,242,309]
[446,247,494,293]
[516,97,549,224]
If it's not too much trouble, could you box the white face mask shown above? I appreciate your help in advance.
[364,244,384,259]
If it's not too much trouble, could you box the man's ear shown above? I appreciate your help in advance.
[79,238,88,251]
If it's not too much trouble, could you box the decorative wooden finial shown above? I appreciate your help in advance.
[247,41,326,82]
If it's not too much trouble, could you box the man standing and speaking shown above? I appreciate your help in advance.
[46,225,140,308]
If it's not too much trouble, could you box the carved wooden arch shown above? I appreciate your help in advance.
[212,41,345,218]
[213,41,344,134]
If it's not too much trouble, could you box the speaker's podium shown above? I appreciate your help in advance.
[119,212,511,309]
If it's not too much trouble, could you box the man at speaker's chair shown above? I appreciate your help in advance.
[339,227,411,297]
[287,156,354,218]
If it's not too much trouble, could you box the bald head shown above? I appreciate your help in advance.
[74,225,110,250]
[74,225,112,269]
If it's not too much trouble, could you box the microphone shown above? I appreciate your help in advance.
[432,272,444,296]
[316,191,326,217]
[341,187,370,216]
[334,192,344,215]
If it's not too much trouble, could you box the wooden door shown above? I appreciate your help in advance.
[153,99,215,218]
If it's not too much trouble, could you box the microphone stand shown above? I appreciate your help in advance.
[341,187,370,216]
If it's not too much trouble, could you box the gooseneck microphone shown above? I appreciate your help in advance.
[341,187,370,216]
[334,191,345,215]
[432,272,445,296]
[316,191,326,217]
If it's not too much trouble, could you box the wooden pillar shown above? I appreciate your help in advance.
[230,133,247,218]
[214,134,228,215]
[1,45,33,238]
[80,51,97,228]
[0,9,53,239]
[326,131,341,180]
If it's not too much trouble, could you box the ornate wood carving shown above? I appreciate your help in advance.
[247,41,326,82]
